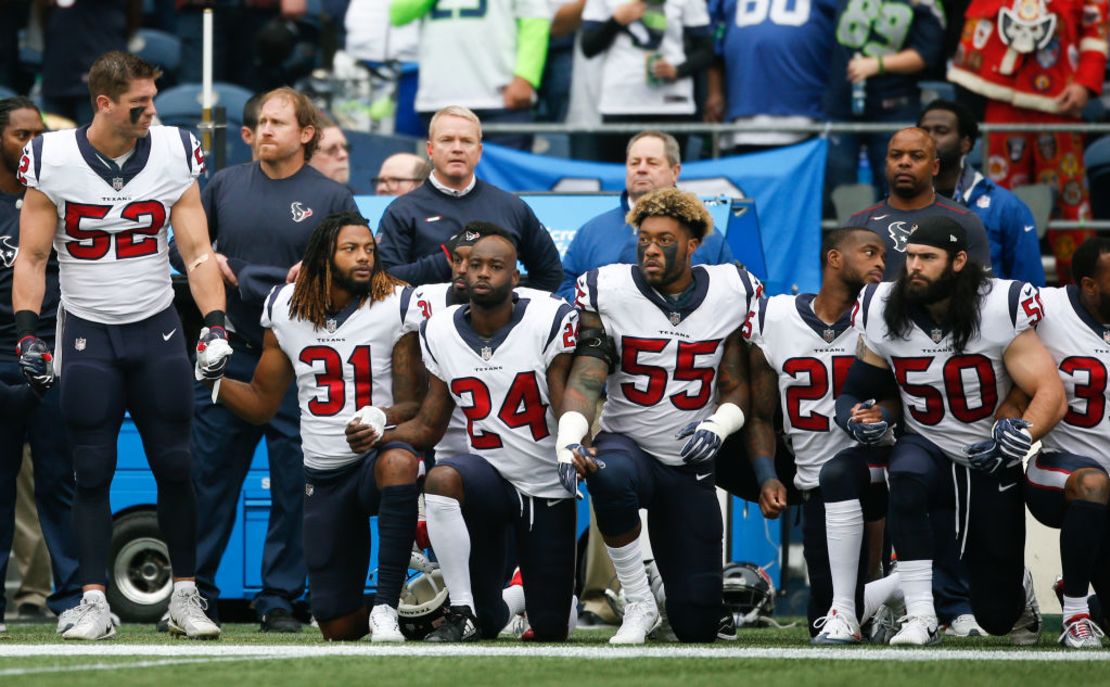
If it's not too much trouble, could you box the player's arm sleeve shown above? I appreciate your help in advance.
[520,208,564,291]
[378,205,451,285]
[573,269,600,313]
[1006,281,1043,334]
[391,0,436,26]
[515,17,552,87]
[1002,195,1046,287]
[580,0,620,58]
[742,296,768,351]
[1076,0,1109,94]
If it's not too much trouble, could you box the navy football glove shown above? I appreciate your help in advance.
[675,419,725,465]
[556,443,586,495]
[845,399,891,445]
[993,418,1033,463]
[964,439,1004,474]
[16,335,55,394]
[194,326,232,382]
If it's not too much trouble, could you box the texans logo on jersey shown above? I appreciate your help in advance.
[291,202,314,223]
[0,236,17,268]
[888,221,913,253]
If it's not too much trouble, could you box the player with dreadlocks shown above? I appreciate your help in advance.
[207,211,428,642]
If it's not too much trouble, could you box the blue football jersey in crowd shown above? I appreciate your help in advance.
[711,0,838,121]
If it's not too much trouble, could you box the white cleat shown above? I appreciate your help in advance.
[61,596,117,641]
[889,615,940,646]
[1010,568,1042,646]
[167,587,221,639]
[1059,614,1105,649]
[812,608,862,645]
[609,599,660,645]
[944,614,986,638]
[369,604,405,642]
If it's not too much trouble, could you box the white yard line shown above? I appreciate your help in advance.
[1,644,1109,662]
[0,656,273,678]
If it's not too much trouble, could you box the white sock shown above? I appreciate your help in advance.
[825,499,864,618]
[173,580,197,594]
[568,594,579,637]
[83,589,107,604]
[897,560,935,619]
[502,583,526,617]
[862,571,902,622]
[606,540,652,604]
[1063,594,1090,621]
[425,494,474,613]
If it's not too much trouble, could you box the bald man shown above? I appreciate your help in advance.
[374,153,429,196]
[845,128,990,279]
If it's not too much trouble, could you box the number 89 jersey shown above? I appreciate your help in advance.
[1032,286,1110,471]
[262,282,416,472]
[576,263,762,466]
[855,278,1040,466]
[744,293,857,490]
[19,126,204,324]
[420,295,578,498]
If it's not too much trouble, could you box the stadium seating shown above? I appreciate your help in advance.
[132,28,181,80]
[1011,184,1053,239]
[831,183,876,226]
[1086,135,1110,219]
[156,82,256,169]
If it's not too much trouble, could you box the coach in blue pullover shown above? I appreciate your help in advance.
[919,100,1045,286]
[376,106,563,289]
[557,130,733,301]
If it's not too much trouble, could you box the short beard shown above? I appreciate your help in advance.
[451,283,470,304]
[901,264,956,305]
[468,281,513,308]
[936,145,961,173]
[333,267,371,299]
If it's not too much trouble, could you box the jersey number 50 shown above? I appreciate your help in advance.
[891,354,997,425]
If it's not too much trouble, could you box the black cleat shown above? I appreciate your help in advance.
[717,610,738,641]
[260,608,302,633]
[425,605,479,642]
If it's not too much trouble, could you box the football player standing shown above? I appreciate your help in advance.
[12,51,228,640]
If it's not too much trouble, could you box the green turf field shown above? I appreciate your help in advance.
[2,620,1108,687]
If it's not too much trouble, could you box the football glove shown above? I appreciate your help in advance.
[194,326,232,382]
[676,403,745,465]
[846,399,891,445]
[964,439,1004,474]
[557,443,586,495]
[16,335,55,394]
[993,418,1033,463]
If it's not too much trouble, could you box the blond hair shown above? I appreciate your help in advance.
[626,187,713,240]
[428,105,483,140]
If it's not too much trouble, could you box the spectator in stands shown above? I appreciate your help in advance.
[391,0,551,150]
[373,152,429,196]
[557,130,732,300]
[918,99,1046,285]
[0,97,81,633]
[0,1,30,95]
[823,0,945,202]
[344,0,422,136]
[845,127,991,279]
[176,0,300,91]
[705,0,836,154]
[948,0,1108,284]
[41,0,138,124]
[377,106,563,287]
[309,113,351,186]
[581,0,714,162]
[538,0,587,124]
[182,87,359,634]
[240,92,265,160]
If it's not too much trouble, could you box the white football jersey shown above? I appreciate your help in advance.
[745,293,859,490]
[855,279,1039,467]
[262,283,418,471]
[19,126,204,324]
[420,294,577,498]
[1033,286,1110,471]
[576,263,762,465]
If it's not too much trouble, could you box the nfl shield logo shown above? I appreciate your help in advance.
[930,328,944,343]
[669,312,681,326]
[481,346,493,361]
[75,337,86,351]
[823,328,836,343]
[325,318,337,333]
[111,177,124,191]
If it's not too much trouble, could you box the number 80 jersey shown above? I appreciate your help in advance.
[855,278,1040,466]
[576,263,762,466]
[19,126,204,324]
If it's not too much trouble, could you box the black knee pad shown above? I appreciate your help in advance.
[149,447,192,485]
[71,445,117,493]
[819,453,869,502]
[587,461,641,536]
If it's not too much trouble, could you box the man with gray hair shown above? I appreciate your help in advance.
[557,130,733,301]
[376,105,563,288]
